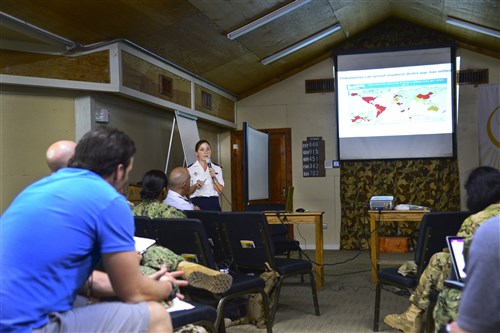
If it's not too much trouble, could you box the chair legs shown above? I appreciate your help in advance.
[260,290,273,333]
[308,271,320,316]
[373,281,382,331]
[213,291,272,333]
[270,277,283,326]
[299,252,305,283]
[270,271,320,325]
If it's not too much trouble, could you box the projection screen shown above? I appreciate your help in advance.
[335,46,456,160]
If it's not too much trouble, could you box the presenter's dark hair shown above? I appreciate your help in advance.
[465,166,500,213]
[140,170,168,200]
[68,127,136,178]
[195,139,211,152]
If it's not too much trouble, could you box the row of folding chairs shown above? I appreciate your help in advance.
[373,211,471,332]
[187,210,320,322]
[134,210,320,332]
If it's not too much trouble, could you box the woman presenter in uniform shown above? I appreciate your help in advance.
[188,140,224,211]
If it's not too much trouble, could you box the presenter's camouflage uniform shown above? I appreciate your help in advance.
[432,203,500,332]
[132,199,187,274]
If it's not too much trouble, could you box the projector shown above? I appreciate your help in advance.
[370,195,394,210]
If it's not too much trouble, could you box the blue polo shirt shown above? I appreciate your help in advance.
[0,168,135,333]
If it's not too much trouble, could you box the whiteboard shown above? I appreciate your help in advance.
[176,111,199,166]
[244,123,269,200]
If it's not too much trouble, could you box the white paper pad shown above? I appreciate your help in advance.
[166,297,196,313]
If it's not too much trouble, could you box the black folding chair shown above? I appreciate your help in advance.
[153,218,273,333]
[185,210,228,268]
[245,204,302,259]
[170,301,217,332]
[220,211,320,325]
[134,215,154,239]
[373,211,471,332]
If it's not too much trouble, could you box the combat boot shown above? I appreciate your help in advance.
[384,304,423,333]
[177,261,232,293]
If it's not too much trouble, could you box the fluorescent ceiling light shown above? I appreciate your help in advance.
[227,0,311,40]
[0,12,78,50]
[261,24,341,65]
[446,17,500,38]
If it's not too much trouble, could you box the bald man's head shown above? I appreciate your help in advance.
[168,167,191,195]
[46,140,77,172]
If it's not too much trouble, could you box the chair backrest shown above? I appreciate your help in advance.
[185,210,227,265]
[245,203,289,238]
[414,211,471,278]
[245,203,285,212]
[219,211,275,272]
[134,215,154,239]
[153,218,217,269]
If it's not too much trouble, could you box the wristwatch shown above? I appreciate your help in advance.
[168,281,179,301]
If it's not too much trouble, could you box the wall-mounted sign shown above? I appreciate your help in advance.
[302,137,325,177]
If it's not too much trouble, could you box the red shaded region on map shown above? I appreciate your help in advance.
[375,104,387,117]
[416,92,433,99]
[351,115,369,123]
[362,96,376,104]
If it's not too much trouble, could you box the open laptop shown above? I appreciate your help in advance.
[445,236,467,289]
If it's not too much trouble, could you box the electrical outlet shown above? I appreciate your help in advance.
[322,223,328,229]
[95,108,109,123]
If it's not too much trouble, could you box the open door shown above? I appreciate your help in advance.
[230,128,292,212]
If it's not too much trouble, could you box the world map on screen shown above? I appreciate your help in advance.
[347,79,449,125]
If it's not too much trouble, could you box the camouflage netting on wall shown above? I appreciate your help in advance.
[340,159,460,249]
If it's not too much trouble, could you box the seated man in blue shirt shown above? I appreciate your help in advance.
[1,127,186,333]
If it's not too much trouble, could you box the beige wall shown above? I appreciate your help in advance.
[232,48,500,249]
[0,87,75,212]
[84,94,181,184]
[85,94,224,185]
[234,59,342,249]
[455,49,500,208]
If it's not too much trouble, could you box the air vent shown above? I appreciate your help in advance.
[458,69,488,85]
[202,91,212,110]
[159,74,173,97]
[305,78,334,93]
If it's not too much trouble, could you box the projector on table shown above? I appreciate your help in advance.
[370,196,394,210]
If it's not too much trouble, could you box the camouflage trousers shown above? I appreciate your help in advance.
[140,245,185,275]
[433,287,462,332]
[410,251,452,310]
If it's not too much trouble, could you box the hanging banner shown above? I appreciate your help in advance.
[477,84,500,169]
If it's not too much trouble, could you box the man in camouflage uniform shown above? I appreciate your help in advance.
[432,208,500,332]
[384,166,500,333]
[133,170,232,294]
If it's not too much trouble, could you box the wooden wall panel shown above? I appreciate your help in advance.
[0,50,110,83]
[121,51,191,108]
[194,84,234,122]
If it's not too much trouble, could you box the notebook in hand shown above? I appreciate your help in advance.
[445,236,467,289]
[134,236,156,254]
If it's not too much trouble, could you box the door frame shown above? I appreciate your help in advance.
[230,128,292,211]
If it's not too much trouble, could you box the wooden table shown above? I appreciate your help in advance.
[265,211,325,290]
[369,210,430,283]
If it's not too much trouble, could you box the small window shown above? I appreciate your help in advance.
[159,74,173,97]
[202,91,212,110]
